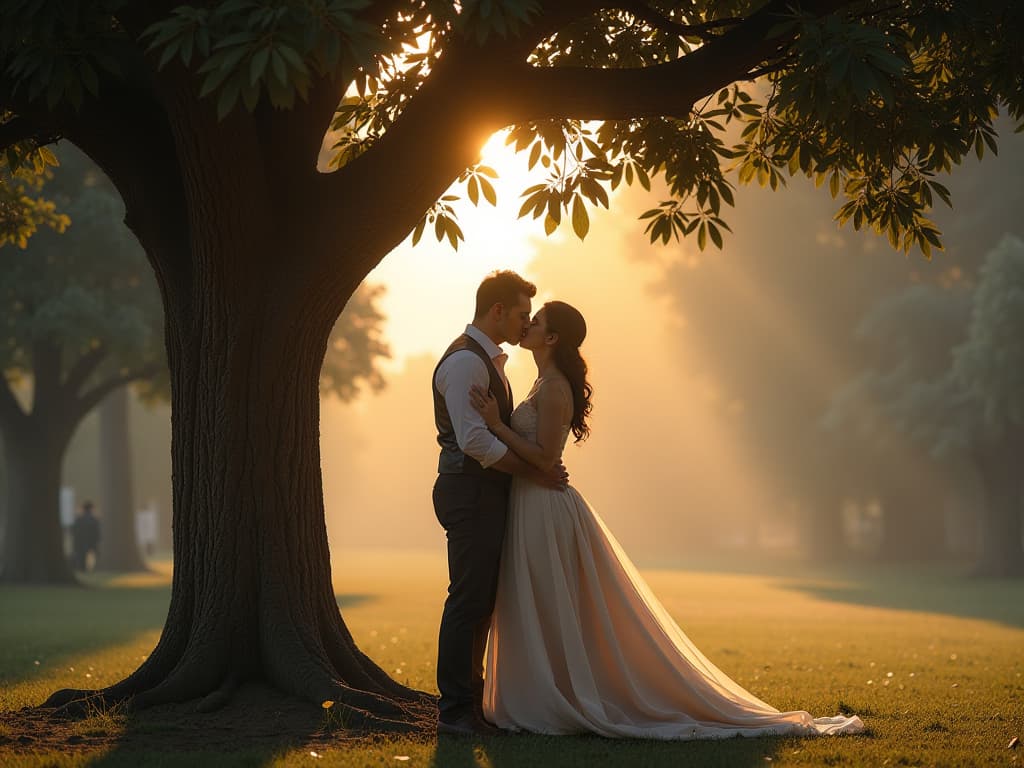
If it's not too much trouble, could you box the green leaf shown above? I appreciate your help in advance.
[571,196,589,240]
[250,47,271,86]
[480,177,497,206]
[544,213,557,235]
[528,141,541,169]
[708,222,723,249]
[412,216,426,245]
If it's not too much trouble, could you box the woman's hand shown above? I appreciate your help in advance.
[469,384,502,429]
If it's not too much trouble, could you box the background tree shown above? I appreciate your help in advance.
[657,120,1023,562]
[1,143,392,579]
[899,236,1024,576]
[0,144,164,584]
[1,0,1021,726]
[826,237,1024,575]
[823,283,973,559]
[95,386,149,572]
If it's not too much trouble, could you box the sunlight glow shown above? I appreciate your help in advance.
[365,129,557,365]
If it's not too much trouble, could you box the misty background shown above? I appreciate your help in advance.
[7,125,1022,570]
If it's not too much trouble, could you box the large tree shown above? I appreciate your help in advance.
[2,0,1020,726]
[1,144,391,581]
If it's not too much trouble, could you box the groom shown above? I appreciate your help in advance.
[432,270,564,737]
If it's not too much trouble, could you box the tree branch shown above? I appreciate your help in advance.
[306,0,604,288]
[0,374,28,430]
[2,24,192,327]
[30,336,63,418]
[74,363,163,422]
[0,116,60,154]
[495,0,854,122]
[615,1,741,40]
[61,343,109,399]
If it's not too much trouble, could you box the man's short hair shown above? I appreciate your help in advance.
[474,270,536,319]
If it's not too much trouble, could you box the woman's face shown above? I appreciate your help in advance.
[520,308,552,351]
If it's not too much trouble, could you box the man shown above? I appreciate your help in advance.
[432,270,565,737]
[71,500,101,572]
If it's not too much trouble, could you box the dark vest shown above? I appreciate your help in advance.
[433,334,513,484]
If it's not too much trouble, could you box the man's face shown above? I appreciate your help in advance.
[499,293,533,345]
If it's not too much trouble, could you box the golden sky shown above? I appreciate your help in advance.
[321,131,775,564]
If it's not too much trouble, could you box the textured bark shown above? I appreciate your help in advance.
[42,138,435,726]
[0,426,75,584]
[95,387,148,572]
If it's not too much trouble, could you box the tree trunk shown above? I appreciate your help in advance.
[799,486,849,562]
[44,206,434,728]
[0,426,76,584]
[973,447,1024,578]
[40,66,444,727]
[876,474,948,561]
[95,387,148,572]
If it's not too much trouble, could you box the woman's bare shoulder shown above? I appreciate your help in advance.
[537,374,573,404]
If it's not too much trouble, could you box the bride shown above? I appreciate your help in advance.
[468,300,863,739]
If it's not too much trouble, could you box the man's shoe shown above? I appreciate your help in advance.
[437,714,503,737]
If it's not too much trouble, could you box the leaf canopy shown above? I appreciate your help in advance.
[1,1,1021,257]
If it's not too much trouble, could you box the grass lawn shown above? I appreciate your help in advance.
[1,549,1023,767]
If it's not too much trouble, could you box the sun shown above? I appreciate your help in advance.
[364,129,556,365]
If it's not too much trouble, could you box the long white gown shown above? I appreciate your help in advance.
[482,390,864,739]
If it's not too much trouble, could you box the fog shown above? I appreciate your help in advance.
[45,126,1023,569]
[321,129,1023,566]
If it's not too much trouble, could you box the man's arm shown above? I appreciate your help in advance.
[436,351,509,467]
[489,449,569,489]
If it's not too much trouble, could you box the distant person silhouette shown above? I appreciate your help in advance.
[70,501,101,572]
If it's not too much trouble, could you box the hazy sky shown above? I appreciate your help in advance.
[323,133,794,563]
[319,125,1024,565]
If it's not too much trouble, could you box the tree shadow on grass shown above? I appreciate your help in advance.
[0,682,346,767]
[778,569,1024,629]
[0,584,374,691]
[334,592,374,611]
[636,555,1024,630]
[0,584,172,690]
[430,733,788,768]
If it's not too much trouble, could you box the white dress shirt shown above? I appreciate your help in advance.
[434,324,510,468]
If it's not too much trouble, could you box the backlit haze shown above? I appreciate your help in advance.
[58,123,1022,568]
[319,129,933,566]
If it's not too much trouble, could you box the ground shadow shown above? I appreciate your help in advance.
[334,592,374,611]
[429,732,793,768]
[780,571,1024,629]
[0,583,375,691]
[0,583,171,689]
[0,682,346,767]
[637,555,1024,629]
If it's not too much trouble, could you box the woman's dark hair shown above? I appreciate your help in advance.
[474,270,536,319]
[544,301,593,443]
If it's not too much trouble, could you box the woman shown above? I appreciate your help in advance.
[469,300,863,739]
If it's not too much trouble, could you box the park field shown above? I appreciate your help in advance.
[1,550,1023,767]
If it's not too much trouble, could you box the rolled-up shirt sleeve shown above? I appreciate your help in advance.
[435,350,509,468]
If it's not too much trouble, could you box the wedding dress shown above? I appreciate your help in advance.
[482,387,864,739]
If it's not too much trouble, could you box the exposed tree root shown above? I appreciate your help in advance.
[41,690,128,719]
[196,673,240,713]
[38,614,437,735]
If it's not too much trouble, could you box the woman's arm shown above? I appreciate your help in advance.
[470,379,571,472]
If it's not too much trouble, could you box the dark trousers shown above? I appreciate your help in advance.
[433,473,508,722]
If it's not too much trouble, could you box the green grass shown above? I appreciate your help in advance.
[2,549,1023,767]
